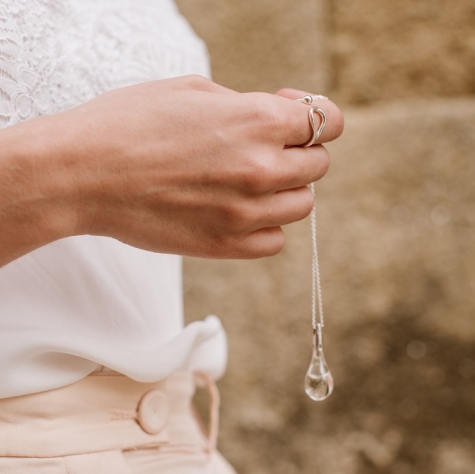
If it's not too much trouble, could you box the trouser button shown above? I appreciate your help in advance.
[137,390,169,435]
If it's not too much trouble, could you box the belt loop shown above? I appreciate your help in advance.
[194,372,220,454]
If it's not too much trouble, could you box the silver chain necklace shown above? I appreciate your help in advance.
[295,95,334,401]
[304,181,334,401]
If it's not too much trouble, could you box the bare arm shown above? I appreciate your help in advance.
[0,115,79,267]
[0,76,344,268]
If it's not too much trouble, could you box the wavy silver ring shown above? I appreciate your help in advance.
[296,95,328,105]
[296,96,327,147]
[302,106,327,147]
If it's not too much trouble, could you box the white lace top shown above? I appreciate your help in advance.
[0,0,227,398]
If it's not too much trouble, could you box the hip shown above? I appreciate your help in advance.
[0,371,236,473]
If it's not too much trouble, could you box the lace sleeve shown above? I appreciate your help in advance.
[0,0,210,129]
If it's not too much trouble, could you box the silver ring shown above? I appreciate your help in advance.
[302,107,327,147]
[296,96,327,147]
[296,94,328,105]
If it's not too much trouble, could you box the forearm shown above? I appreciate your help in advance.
[0,77,344,266]
[0,116,78,267]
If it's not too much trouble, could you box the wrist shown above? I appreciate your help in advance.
[0,115,80,264]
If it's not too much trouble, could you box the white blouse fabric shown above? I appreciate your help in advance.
[0,0,227,399]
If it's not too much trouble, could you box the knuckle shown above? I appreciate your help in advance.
[237,155,280,193]
[249,93,285,131]
[209,235,236,258]
[181,74,215,92]
[205,235,240,259]
[222,201,258,230]
[261,229,285,257]
[220,228,285,259]
[330,106,345,138]
[264,241,285,257]
[243,236,285,259]
[336,115,345,137]
[316,145,330,177]
[221,234,258,259]
[275,88,293,97]
[302,188,316,216]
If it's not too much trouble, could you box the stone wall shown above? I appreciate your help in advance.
[176,1,475,473]
[330,0,475,104]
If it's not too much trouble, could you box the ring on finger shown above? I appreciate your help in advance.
[296,96,327,147]
[301,106,327,147]
[296,94,328,105]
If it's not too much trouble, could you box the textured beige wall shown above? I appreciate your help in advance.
[176,1,475,473]
[178,0,475,101]
[330,0,475,104]
[176,0,330,93]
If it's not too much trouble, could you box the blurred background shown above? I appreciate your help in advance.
[175,1,475,473]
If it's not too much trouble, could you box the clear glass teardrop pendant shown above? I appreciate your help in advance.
[305,324,334,401]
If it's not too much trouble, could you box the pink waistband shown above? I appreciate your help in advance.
[0,372,219,458]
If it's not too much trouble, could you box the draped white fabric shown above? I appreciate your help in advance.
[0,0,227,398]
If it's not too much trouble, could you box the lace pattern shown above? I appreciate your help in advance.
[0,0,210,128]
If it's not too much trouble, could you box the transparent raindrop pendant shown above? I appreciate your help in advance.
[305,324,334,401]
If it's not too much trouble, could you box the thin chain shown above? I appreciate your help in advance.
[310,182,324,330]
[296,95,326,332]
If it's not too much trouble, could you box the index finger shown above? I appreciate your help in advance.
[272,90,344,147]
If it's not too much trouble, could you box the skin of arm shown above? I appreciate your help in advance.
[0,76,344,268]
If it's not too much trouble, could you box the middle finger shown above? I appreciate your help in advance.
[272,145,330,192]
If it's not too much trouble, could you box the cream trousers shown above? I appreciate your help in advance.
[0,372,237,473]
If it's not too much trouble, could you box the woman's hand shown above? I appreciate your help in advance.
[0,75,343,266]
